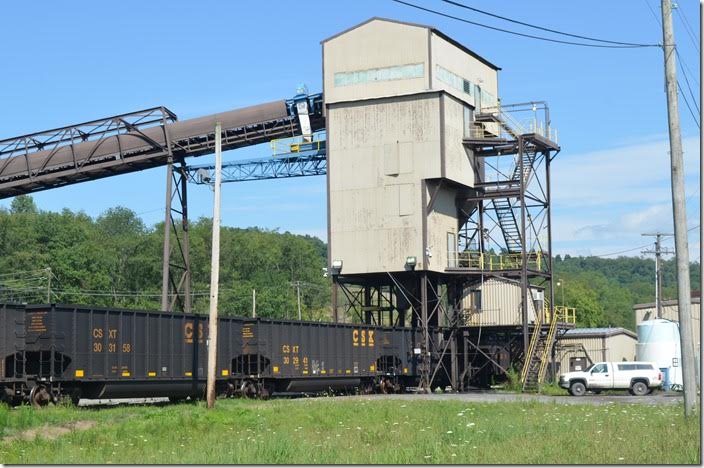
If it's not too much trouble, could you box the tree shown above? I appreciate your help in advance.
[10,195,37,214]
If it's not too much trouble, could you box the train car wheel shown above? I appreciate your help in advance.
[259,385,271,400]
[240,381,258,399]
[29,385,51,409]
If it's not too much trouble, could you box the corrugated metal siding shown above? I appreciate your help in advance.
[558,334,636,372]
[461,278,538,326]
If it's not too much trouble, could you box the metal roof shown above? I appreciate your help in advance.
[633,295,701,310]
[563,327,637,339]
[321,17,501,71]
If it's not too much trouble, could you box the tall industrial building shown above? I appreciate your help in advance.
[324,18,498,276]
[323,18,567,390]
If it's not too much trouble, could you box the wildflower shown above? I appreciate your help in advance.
[447,430,453,434]
[466,422,475,427]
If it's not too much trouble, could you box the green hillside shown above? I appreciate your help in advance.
[0,195,699,330]
[554,255,700,330]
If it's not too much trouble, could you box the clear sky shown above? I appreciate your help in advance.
[0,0,700,259]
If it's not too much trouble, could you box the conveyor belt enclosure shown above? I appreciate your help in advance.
[0,94,324,199]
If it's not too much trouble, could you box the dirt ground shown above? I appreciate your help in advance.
[75,390,683,408]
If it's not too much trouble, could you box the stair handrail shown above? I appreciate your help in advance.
[537,302,559,385]
[520,305,543,388]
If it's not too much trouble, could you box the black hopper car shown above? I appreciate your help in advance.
[0,303,423,407]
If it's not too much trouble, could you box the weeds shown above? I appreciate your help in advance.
[0,398,699,464]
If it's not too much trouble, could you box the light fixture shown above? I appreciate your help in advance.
[331,259,343,273]
[405,256,417,270]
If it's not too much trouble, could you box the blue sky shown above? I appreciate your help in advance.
[0,0,700,259]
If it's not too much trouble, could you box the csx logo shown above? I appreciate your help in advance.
[184,322,204,344]
[352,329,375,347]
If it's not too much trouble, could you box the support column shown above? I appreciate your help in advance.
[179,160,191,313]
[420,272,430,392]
[331,277,339,322]
[364,286,372,324]
[161,157,174,311]
[519,137,529,356]
[546,150,556,378]
[449,280,459,391]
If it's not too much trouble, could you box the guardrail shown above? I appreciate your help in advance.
[451,250,546,271]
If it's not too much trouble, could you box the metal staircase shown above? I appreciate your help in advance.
[520,309,545,391]
[479,112,539,254]
[521,302,576,391]
[491,198,521,252]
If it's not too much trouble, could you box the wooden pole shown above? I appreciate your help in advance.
[660,0,697,416]
[206,122,223,409]
[252,289,256,318]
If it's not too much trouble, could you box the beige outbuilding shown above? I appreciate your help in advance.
[556,328,637,373]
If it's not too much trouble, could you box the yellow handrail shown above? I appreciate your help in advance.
[520,311,543,386]
[454,250,546,271]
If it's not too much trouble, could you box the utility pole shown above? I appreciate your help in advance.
[252,289,256,318]
[295,281,302,320]
[46,267,51,303]
[660,0,696,416]
[641,233,674,318]
[206,122,223,409]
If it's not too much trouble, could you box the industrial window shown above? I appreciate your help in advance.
[334,63,424,87]
[436,65,472,96]
[463,106,474,138]
[447,232,457,268]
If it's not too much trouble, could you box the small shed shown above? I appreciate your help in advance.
[556,327,637,373]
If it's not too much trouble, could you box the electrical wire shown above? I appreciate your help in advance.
[674,6,700,53]
[591,225,700,258]
[440,0,659,47]
[675,48,700,114]
[391,0,660,48]
[678,81,701,129]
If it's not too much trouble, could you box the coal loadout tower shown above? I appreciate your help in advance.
[0,17,573,393]
[324,18,573,391]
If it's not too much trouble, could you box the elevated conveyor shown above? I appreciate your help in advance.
[0,93,324,198]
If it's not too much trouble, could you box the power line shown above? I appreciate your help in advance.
[678,81,701,129]
[391,0,660,48]
[675,48,700,113]
[644,0,662,26]
[441,0,659,47]
[644,0,699,87]
[674,6,700,53]
[590,225,699,258]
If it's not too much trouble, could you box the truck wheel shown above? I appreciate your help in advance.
[569,381,586,396]
[631,381,648,396]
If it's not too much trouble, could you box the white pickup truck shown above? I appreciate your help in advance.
[559,361,662,396]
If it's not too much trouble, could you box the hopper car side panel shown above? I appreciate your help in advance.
[1,303,423,405]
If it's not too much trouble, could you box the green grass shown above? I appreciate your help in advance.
[0,398,699,464]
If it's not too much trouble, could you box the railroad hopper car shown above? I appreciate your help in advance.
[0,303,420,406]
